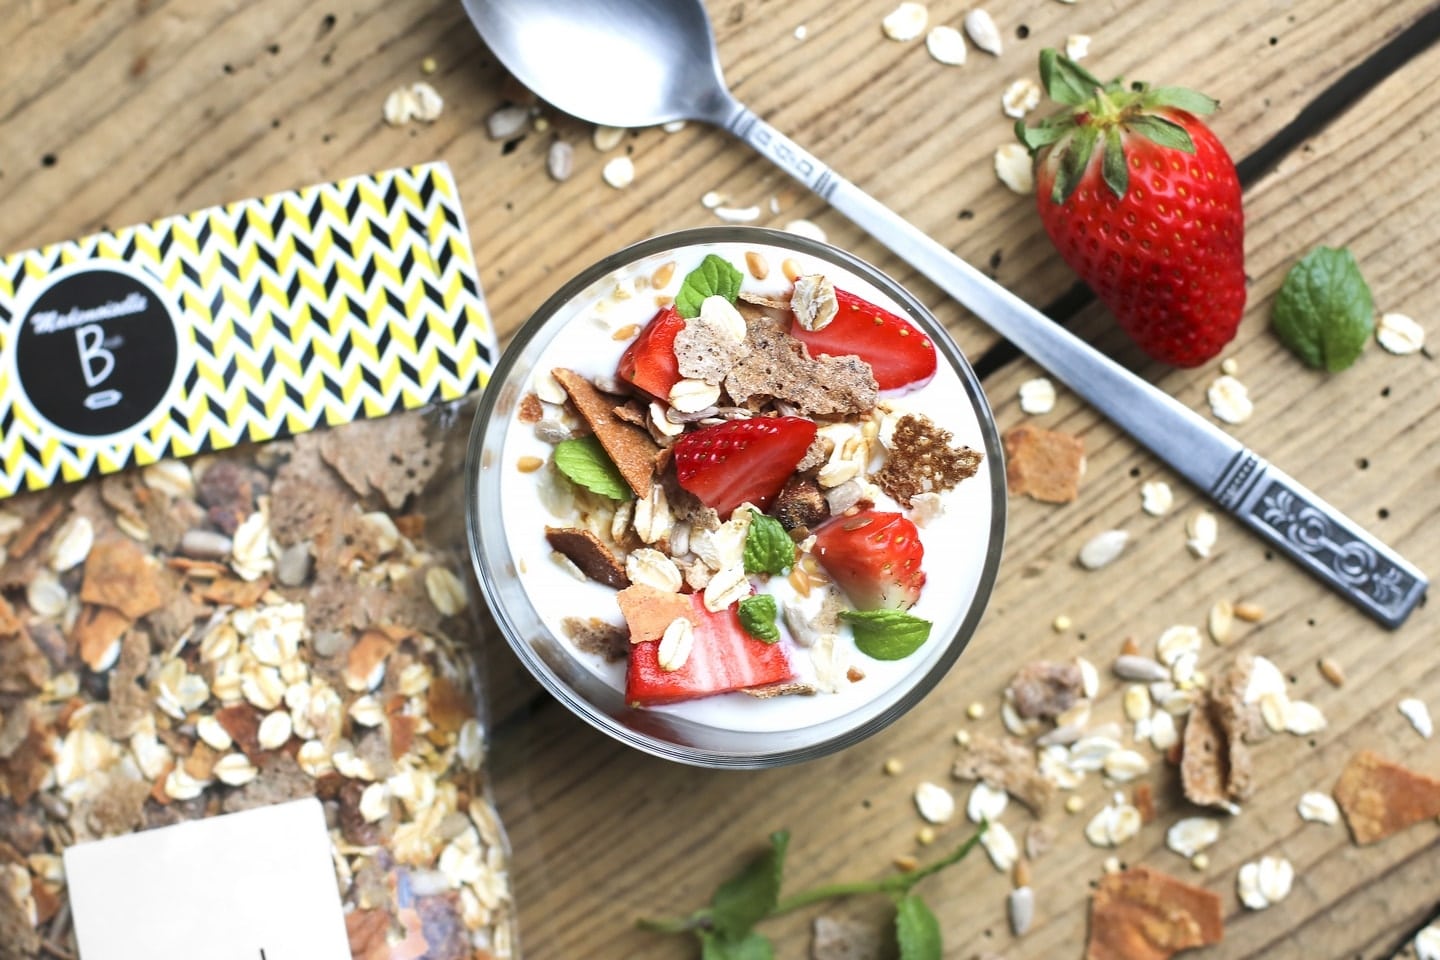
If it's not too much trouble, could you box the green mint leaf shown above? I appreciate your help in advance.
[842,609,932,661]
[710,830,789,942]
[743,513,795,575]
[701,930,775,960]
[1038,48,1105,107]
[1272,246,1374,372]
[1101,126,1128,199]
[1142,85,1219,115]
[738,595,780,644]
[675,254,744,319]
[895,895,943,960]
[1124,114,1196,154]
[552,435,632,501]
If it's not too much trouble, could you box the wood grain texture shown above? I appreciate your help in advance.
[1,0,1438,958]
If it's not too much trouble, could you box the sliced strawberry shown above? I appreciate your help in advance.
[625,593,793,706]
[812,509,926,610]
[616,305,685,399]
[672,416,818,518]
[789,289,937,390]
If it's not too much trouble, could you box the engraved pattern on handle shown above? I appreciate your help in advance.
[727,108,838,201]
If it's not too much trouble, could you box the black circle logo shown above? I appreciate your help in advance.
[15,265,179,438]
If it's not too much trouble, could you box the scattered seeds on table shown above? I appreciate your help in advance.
[994,143,1034,194]
[1207,600,1234,644]
[1237,855,1293,910]
[420,56,438,75]
[964,9,1003,55]
[1123,685,1153,723]
[1113,654,1169,683]
[714,205,762,223]
[884,757,904,776]
[1150,710,1179,751]
[1376,312,1426,354]
[1191,852,1209,871]
[1002,78,1042,119]
[981,821,1019,871]
[1078,529,1128,570]
[1317,656,1345,687]
[926,25,967,65]
[1207,374,1253,424]
[1186,509,1218,559]
[915,781,956,823]
[1233,601,1265,622]
[662,120,686,133]
[410,82,444,122]
[793,24,808,41]
[917,825,936,845]
[1018,377,1056,414]
[1085,796,1142,847]
[1053,613,1073,633]
[1165,817,1221,858]
[1283,700,1327,736]
[1140,480,1174,516]
[1103,749,1150,782]
[1077,656,1098,697]
[700,191,725,209]
[1244,657,1287,702]
[1008,886,1035,936]
[546,140,574,181]
[1065,33,1092,60]
[1399,698,1434,738]
[967,701,986,720]
[882,2,928,41]
[602,156,635,189]
[1297,790,1340,825]
[1414,924,1440,960]
[383,86,418,126]
[967,781,1009,823]
[1220,356,1240,376]
[592,125,625,151]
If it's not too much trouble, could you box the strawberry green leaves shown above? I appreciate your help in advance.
[552,435,632,501]
[1272,246,1375,372]
[676,254,744,319]
[639,827,986,960]
[1141,85,1219,115]
[1038,47,1106,106]
[841,609,932,660]
[738,596,781,644]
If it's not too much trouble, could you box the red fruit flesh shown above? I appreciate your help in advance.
[616,306,685,398]
[812,509,926,610]
[625,593,794,706]
[788,289,938,390]
[1035,112,1245,367]
[672,416,818,518]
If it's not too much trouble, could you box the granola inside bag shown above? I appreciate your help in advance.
[0,406,517,959]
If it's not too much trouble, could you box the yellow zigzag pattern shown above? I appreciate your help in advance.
[0,162,495,497]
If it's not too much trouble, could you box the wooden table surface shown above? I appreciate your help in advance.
[4,1,1439,958]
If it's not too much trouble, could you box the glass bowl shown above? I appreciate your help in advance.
[466,227,1005,768]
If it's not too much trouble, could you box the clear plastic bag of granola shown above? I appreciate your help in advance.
[0,400,517,959]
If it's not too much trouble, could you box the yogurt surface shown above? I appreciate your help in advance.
[495,239,996,735]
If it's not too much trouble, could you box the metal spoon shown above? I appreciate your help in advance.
[460,0,1426,626]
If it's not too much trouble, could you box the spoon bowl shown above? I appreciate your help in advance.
[460,0,1425,626]
[462,0,734,128]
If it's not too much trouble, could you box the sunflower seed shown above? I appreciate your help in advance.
[1399,698,1433,738]
[926,25,967,64]
[1078,529,1128,570]
[546,140,574,181]
[964,8,1002,55]
[1008,886,1035,936]
[486,105,529,140]
[1114,655,1169,683]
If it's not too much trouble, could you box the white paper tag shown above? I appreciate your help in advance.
[63,798,351,960]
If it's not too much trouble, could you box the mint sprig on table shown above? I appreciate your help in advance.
[639,826,986,960]
[841,609,932,660]
[675,253,744,318]
[1271,245,1375,372]
[552,435,632,501]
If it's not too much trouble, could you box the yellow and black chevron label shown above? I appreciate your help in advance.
[0,162,495,498]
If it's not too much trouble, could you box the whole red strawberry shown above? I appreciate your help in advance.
[1017,50,1245,367]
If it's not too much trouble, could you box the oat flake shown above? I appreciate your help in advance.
[784,219,827,243]
[602,156,635,189]
[881,2,928,42]
[1140,480,1173,516]
[1065,34,1092,61]
[964,8,1002,55]
[1018,377,1055,414]
[1166,817,1220,858]
[915,781,956,823]
[1207,374,1253,424]
[995,143,1034,195]
[1376,312,1425,354]
[980,821,1019,871]
[966,781,1008,823]
[1078,529,1127,570]
[1002,79,1042,119]
[1415,924,1440,960]
[1297,791,1340,825]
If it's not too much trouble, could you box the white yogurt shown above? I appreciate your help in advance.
[497,240,995,734]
